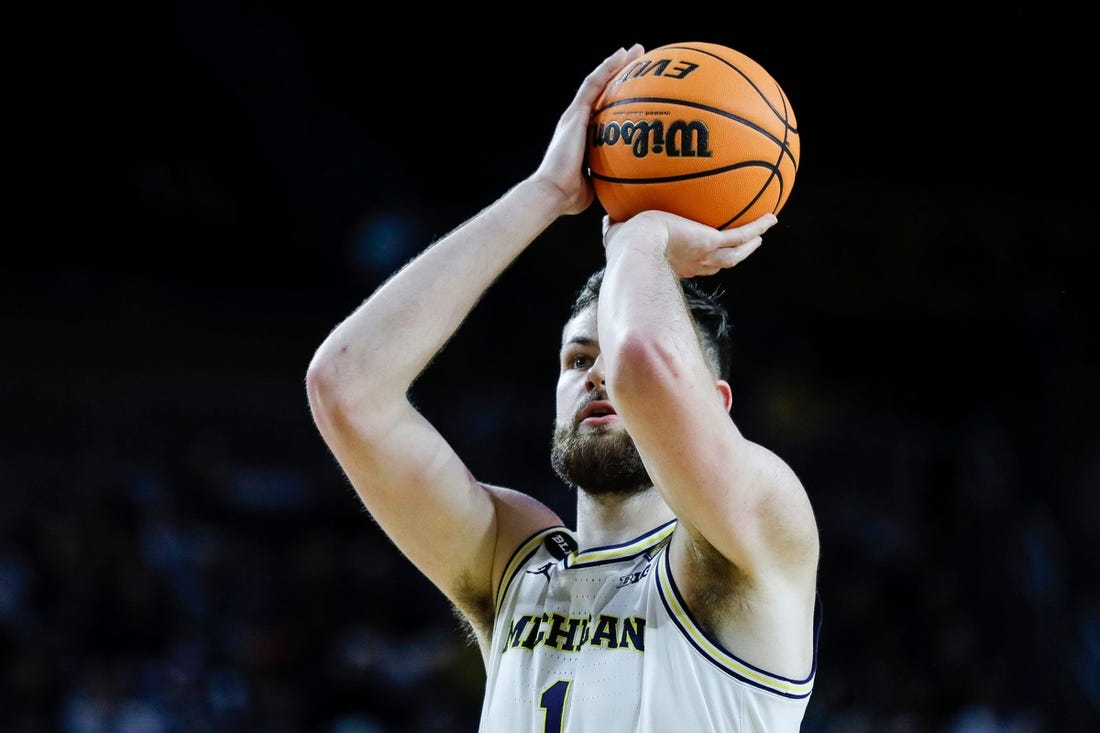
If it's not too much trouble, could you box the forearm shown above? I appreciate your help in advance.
[599,224,702,377]
[309,177,564,406]
[598,208,775,380]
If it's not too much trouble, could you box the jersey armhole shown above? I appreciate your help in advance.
[655,547,820,699]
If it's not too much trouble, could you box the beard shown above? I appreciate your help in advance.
[550,417,652,496]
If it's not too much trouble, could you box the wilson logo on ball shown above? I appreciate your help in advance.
[587,42,799,230]
[589,119,713,160]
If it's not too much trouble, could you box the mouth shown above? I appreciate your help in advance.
[579,399,618,426]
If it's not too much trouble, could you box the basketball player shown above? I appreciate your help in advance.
[306,44,821,731]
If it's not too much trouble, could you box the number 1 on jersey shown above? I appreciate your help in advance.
[539,680,571,733]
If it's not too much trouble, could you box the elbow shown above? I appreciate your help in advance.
[306,335,410,443]
[605,331,680,398]
[306,348,405,465]
[305,347,359,434]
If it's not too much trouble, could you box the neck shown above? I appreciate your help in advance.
[574,485,675,549]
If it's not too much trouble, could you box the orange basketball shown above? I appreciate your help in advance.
[587,42,799,230]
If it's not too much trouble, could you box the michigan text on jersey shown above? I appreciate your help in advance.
[503,613,646,654]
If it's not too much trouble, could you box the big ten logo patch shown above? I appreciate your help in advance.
[615,562,652,588]
[544,530,578,560]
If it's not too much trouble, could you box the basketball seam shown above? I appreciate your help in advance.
[590,160,785,186]
[658,43,798,136]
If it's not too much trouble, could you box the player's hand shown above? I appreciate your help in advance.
[603,211,777,278]
[531,44,645,216]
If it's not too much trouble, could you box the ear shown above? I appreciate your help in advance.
[716,379,733,412]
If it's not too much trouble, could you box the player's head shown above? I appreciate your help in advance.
[550,268,733,496]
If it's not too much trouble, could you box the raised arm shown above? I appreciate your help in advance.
[597,210,819,674]
[305,46,645,640]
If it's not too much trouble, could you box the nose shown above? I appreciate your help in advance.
[585,354,606,392]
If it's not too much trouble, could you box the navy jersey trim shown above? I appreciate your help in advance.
[655,543,820,699]
[565,518,677,569]
[494,525,567,614]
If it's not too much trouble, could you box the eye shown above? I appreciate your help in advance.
[568,353,593,369]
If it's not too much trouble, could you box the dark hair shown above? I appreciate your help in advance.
[569,268,733,381]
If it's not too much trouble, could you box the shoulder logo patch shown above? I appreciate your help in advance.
[544,530,578,560]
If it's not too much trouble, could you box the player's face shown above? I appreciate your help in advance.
[551,305,651,495]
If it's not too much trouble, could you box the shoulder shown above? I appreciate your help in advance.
[485,485,564,563]
[478,484,564,619]
[484,484,564,546]
[484,484,562,518]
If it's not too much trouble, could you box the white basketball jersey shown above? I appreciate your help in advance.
[478,520,819,733]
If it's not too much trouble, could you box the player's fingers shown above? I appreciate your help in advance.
[721,213,777,246]
[706,236,765,270]
[575,45,643,107]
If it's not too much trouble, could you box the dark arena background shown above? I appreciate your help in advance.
[4,4,1098,732]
